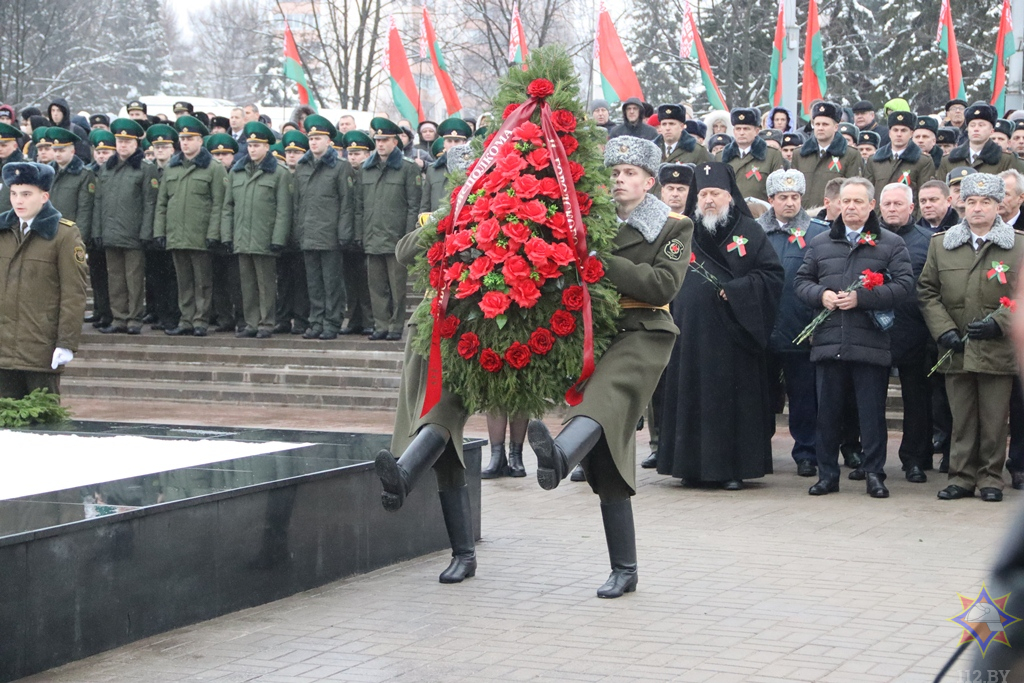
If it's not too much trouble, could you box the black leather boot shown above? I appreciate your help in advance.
[507,442,526,477]
[528,417,603,491]
[597,499,638,598]
[481,444,508,479]
[374,425,449,511]
[437,486,477,583]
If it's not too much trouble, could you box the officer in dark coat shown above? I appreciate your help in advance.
[276,129,310,334]
[420,118,472,216]
[864,110,935,207]
[0,122,26,214]
[205,133,246,332]
[717,108,785,201]
[913,116,943,169]
[790,102,865,208]
[936,103,1024,181]
[655,104,712,165]
[339,130,375,334]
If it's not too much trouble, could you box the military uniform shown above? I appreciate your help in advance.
[864,112,935,207]
[936,103,1024,180]
[0,122,25,215]
[419,118,472,218]
[339,130,374,334]
[718,137,785,202]
[206,133,245,331]
[143,124,181,330]
[790,102,864,208]
[276,129,310,334]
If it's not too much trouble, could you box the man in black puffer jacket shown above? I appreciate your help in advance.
[795,177,914,499]
[46,97,91,164]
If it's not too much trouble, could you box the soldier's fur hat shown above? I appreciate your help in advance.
[604,136,662,176]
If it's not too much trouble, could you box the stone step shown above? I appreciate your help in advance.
[76,345,404,371]
[78,325,406,351]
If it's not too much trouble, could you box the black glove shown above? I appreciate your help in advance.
[269,243,284,254]
[966,317,1003,340]
[91,237,103,250]
[938,330,965,352]
[206,239,219,250]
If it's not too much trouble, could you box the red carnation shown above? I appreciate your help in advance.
[582,256,605,283]
[526,148,551,171]
[429,267,443,290]
[552,109,577,133]
[479,348,503,372]
[475,218,500,250]
[549,242,576,266]
[502,103,520,119]
[1001,296,1018,313]
[438,315,460,339]
[562,285,584,311]
[509,279,542,308]
[513,121,544,146]
[550,310,577,336]
[524,237,552,266]
[457,332,480,359]
[528,328,555,355]
[469,255,494,281]
[516,199,549,225]
[689,252,696,264]
[426,241,444,265]
[527,78,555,98]
[479,291,511,318]
[504,341,532,370]
[454,277,481,298]
[576,191,593,215]
[512,173,542,198]
[496,152,529,180]
[859,269,885,290]
[560,135,579,156]
[490,193,519,219]
[568,161,585,182]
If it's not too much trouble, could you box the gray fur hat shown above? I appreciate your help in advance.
[446,143,475,173]
[960,173,1005,202]
[765,168,806,197]
[604,136,662,176]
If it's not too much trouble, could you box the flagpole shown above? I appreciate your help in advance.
[586,2,595,106]
[782,0,798,118]
[1008,0,1024,110]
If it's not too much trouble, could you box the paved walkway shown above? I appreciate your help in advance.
[23,403,1020,682]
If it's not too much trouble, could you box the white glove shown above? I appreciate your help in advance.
[51,347,74,370]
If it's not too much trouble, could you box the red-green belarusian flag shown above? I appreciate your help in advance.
[383,15,424,127]
[991,0,1015,114]
[937,0,967,101]
[800,0,827,116]
[594,2,643,102]
[681,3,728,111]
[768,0,785,108]
[508,1,528,70]
[283,20,317,112]
[421,0,462,117]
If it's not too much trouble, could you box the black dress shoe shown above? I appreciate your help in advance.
[256,329,272,339]
[570,464,586,481]
[796,460,817,477]
[303,327,322,339]
[932,439,944,454]
[338,325,358,335]
[939,454,949,473]
[1012,471,1024,490]
[722,480,743,491]
[142,313,157,324]
[236,327,257,338]
[848,467,866,481]
[319,330,339,340]
[193,327,208,337]
[980,487,1004,502]
[905,465,927,483]
[99,324,128,334]
[163,326,192,336]
[865,473,889,498]
[841,445,863,469]
[127,326,142,335]
[937,484,974,500]
[290,324,306,335]
[150,322,165,331]
[808,478,839,495]
[368,330,388,341]
[92,318,111,329]
[272,323,291,334]
[641,452,658,469]
[386,332,402,341]
[214,323,235,333]
[84,314,100,323]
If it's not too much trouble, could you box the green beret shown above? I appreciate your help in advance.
[175,115,209,137]
[303,115,336,138]
[146,123,178,145]
[343,130,373,151]
[90,129,117,150]
[282,130,309,152]
[0,122,21,142]
[32,127,52,146]
[205,133,238,154]
[45,127,80,147]
[431,137,445,157]
[111,118,146,139]
[370,117,402,138]
[270,142,286,161]
[437,117,472,140]
[242,121,275,145]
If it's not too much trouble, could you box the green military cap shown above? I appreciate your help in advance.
[45,126,80,147]
[370,117,402,138]
[838,122,859,139]
[946,166,978,186]
[172,101,194,115]
[437,117,472,140]
[110,117,146,139]
[32,127,52,147]
[205,133,238,154]
[175,115,208,138]
[242,121,275,144]
[431,137,445,157]
[915,116,939,134]
[125,100,147,114]
[146,123,178,145]
[332,131,346,150]
[857,130,880,148]
[303,114,336,138]
[0,122,22,142]
[90,129,117,150]
[343,130,373,151]
[140,138,151,151]
[270,142,286,162]
[759,129,782,143]
[474,126,489,138]
[282,129,309,152]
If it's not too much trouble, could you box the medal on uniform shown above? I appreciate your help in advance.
[829,156,842,172]
[788,228,807,248]
[858,232,877,246]
[727,236,748,257]
[988,261,1009,284]
[745,166,762,182]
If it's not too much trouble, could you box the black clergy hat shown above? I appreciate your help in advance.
[694,161,733,191]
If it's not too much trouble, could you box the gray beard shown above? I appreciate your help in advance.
[695,206,730,235]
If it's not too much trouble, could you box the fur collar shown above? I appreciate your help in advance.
[948,139,1004,165]
[721,134,767,164]
[432,152,447,170]
[298,145,339,168]
[757,207,810,235]
[0,201,62,240]
[871,140,922,165]
[169,146,213,169]
[625,193,670,243]
[828,211,881,241]
[106,148,144,171]
[799,131,847,158]
[677,130,697,153]
[231,151,278,174]
[362,147,405,171]
[942,217,1016,251]
[52,155,85,176]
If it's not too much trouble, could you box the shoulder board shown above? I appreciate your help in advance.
[59,218,75,227]
[668,212,685,221]
[809,218,830,229]
[402,157,417,165]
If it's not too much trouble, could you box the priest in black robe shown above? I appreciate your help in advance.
[656,162,784,490]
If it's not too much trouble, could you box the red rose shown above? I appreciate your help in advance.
[582,256,605,283]
[496,152,529,180]
[526,148,550,171]
[449,185,464,203]
[568,161,585,182]
[547,211,569,239]
[445,230,473,256]
[528,328,555,355]
[562,285,584,311]
[490,192,519,219]
[426,241,445,265]
[527,78,555,98]
[536,258,564,280]
[513,121,544,146]
[504,341,532,370]
[516,199,549,225]
[576,191,593,215]
[475,218,500,249]
[485,242,512,264]
[479,348,503,372]
[502,254,533,283]
[560,135,579,156]
[469,255,494,280]
[483,171,508,194]
[552,109,577,133]
[454,277,481,298]
[512,173,542,198]
[524,237,551,266]
[509,279,541,308]
[550,310,577,336]
[503,103,520,119]
[470,195,492,222]
[538,176,561,198]
[438,315,460,338]
[454,206,474,227]
[479,291,511,318]
[445,261,466,282]
[549,242,576,266]
[502,220,533,244]
[457,332,480,359]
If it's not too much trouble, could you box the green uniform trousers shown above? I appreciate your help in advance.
[342,250,373,331]
[304,250,344,334]
[105,247,145,328]
[366,253,407,336]
[946,372,1013,491]
[238,253,277,332]
[171,250,213,329]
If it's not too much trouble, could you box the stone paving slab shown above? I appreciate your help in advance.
[20,406,1020,682]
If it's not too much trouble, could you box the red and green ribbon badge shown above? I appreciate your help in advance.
[858,232,877,246]
[828,156,842,172]
[899,170,911,186]
[745,166,762,182]
[727,235,749,256]
[788,228,807,248]
[989,261,1010,284]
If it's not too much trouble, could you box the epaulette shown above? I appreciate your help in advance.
[402,157,417,165]
[58,218,75,227]
[668,211,685,220]
[809,217,830,229]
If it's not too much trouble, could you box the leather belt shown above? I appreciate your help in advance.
[619,296,669,311]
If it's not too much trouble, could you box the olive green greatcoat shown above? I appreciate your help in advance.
[658,133,713,165]
[863,141,935,207]
[154,147,226,249]
[716,136,786,202]
[936,139,1024,182]
[221,153,293,255]
[420,155,449,215]
[48,155,95,242]
[292,145,352,251]
[94,148,160,249]
[354,147,422,255]
[789,133,865,208]
[0,148,25,214]
[0,202,88,373]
